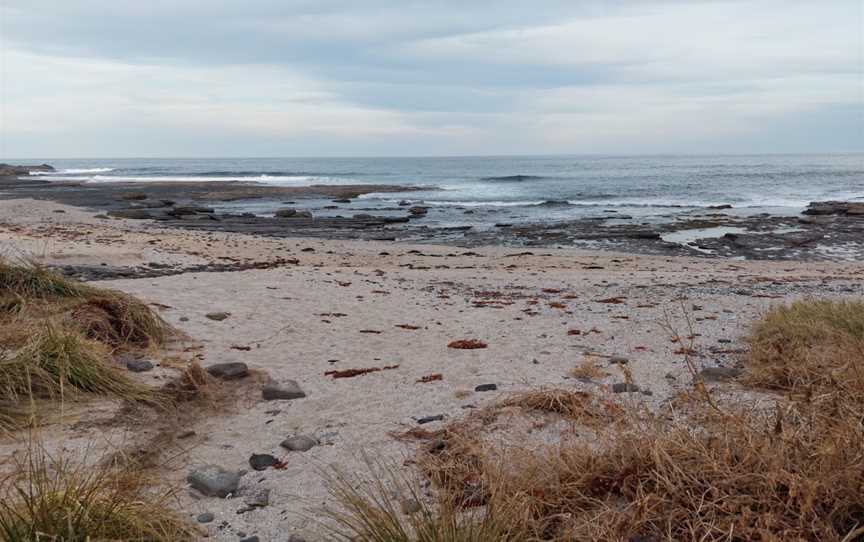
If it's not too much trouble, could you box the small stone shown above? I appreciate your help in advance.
[609,356,629,365]
[699,367,742,382]
[187,465,241,498]
[664,372,676,380]
[179,316,189,322]
[239,537,260,542]
[281,435,318,452]
[612,383,640,393]
[262,380,306,400]
[205,311,231,321]
[248,454,278,471]
[206,362,249,380]
[416,414,445,424]
[718,338,732,344]
[275,208,297,218]
[125,358,154,372]
[196,512,214,524]
[474,383,497,392]
[244,488,270,508]
[400,498,421,514]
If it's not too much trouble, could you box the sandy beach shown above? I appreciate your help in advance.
[2,196,862,540]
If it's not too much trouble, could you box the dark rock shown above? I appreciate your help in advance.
[196,512,215,523]
[206,362,249,380]
[416,414,445,424]
[248,454,278,471]
[187,465,241,498]
[119,192,148,201]
[244,488,270,508]
[408,206,428,216]
[126,358,154,372]
[612,383,640,393]
[239,537,260,542]
[699,367,742,381]
[609,356,629,365]
[205,311,231,321]
[108,209,152,220]
[262,380,305,400]
[280,435,318,452]
[332,198,351,203]
[707,204,733,210]
[474,384,497,392]
[274,208,297,218]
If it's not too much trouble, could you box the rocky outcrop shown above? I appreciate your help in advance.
[803,201,864,216]
[0,163,54,176]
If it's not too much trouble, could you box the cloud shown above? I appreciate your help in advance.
[0,0,860,157]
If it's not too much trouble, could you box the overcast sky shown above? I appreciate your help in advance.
[0,0,861,158]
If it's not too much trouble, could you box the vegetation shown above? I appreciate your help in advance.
[325,299,864,542]
[0,440,194,542]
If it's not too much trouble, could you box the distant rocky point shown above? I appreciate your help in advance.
[0,163,55,176]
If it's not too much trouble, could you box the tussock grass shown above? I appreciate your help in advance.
[0,258,90,300]
[69,294,171,350]
[746,298,864,394]
[500,388,623,427]
[329,299,864,542]
[1,327,149,403]
[0,439,194,541]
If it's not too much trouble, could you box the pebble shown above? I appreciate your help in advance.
[699,367,742,381]
[611,383,640,393]
[196,512,214,524]
[239,537,260,542]
[281,435,318,452]
[125,358,154,372]
[205,311,231,321]
[609,356,629,365]
[262,380,306,400]
[206,362,249,380]
[474,383,497,392]
[187,465,241,498]
[248,453,278,471]
[416,414,445,424]
[244,488,270,508]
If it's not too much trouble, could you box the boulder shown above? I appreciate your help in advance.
[206,362,249,380]
[281,435,318,452]
[187,465,241,498]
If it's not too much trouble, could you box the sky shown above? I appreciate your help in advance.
[0,0,861,158]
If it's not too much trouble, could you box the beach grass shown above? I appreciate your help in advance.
[0,438,194,542]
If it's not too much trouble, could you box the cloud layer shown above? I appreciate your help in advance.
[1,0,860,157]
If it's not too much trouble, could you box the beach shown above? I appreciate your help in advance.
[2,193,863,540]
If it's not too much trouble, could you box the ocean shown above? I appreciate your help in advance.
[22,154,864,227]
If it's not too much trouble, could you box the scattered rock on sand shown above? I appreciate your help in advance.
[249,453,278,471]
[609,355,629,365]
[699,367,742,381]
[474,383,497,392]
[244,488,270,508]
[612,383,640,393]
[262,380,306,400]
[281,435,318,452]
[187,465,241,498]
[196,512,214,524]
[416,414,445,424]
[108,209,152,220]
[205,311,231,321]
[125,358,154,372]
[206,362,249,380]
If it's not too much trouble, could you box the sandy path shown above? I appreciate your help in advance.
[3,199,864,540]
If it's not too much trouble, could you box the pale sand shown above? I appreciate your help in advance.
[2,198,863,540]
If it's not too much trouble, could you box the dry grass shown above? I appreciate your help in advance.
[0,438,195,541]
[69,293,171,350]
[745,298,864,396]
[0,258,91,300]
[329,299,864,542]
[569,357,608,380]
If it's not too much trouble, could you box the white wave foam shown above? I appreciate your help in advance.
[30,167,116,175]
[35,174,356,186]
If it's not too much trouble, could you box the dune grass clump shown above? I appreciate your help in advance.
[69,293,171,350]
[745,298,864,393]
[0,258,91,300]
[0,441,194,542]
